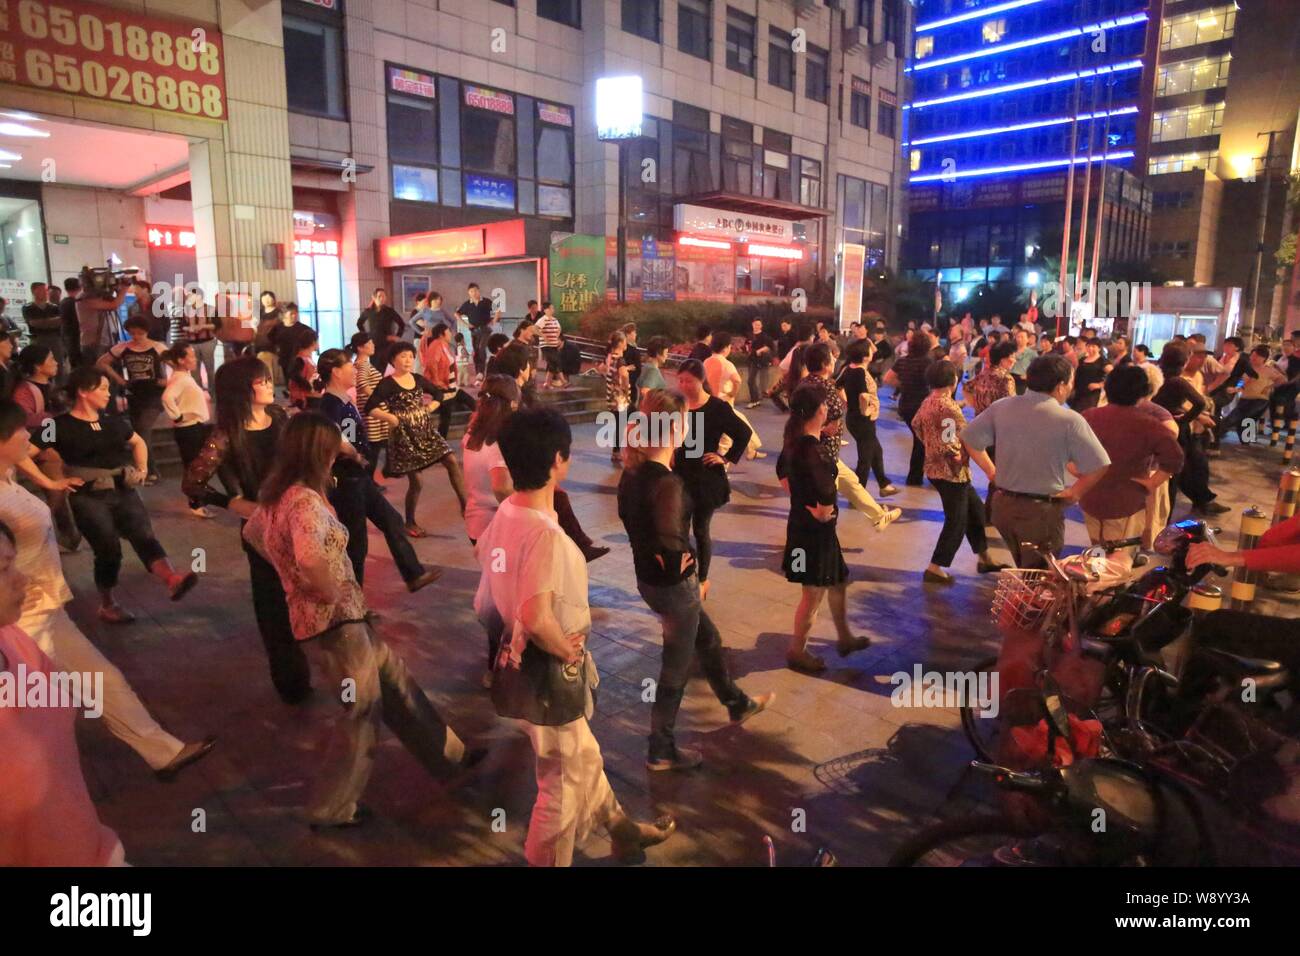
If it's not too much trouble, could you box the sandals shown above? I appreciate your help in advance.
[786,649,827,674]
[836,636,871,657]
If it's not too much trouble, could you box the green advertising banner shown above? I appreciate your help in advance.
[549,233,606,318]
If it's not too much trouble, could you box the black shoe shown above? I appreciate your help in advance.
[581,544,611,563]
[1194,501,1231,515]
[730,692,776,724]
[406,565,444,592]
[646,747,703,772]
[155,736,217,781]
[976,560,1009,574]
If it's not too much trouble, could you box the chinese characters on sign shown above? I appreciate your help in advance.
[464,174,515,210]
[388,66,435,99]
[537,101,572,126]
[0,0,227,119]
[837,243,866,332]
[294,238,339,256]
[548,234,605,316]
[673,204,792,242]
[463,83,513,115]
[147,226,196,250]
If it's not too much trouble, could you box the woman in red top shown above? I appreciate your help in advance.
[419,321,475,436]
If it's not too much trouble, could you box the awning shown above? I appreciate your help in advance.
[676,191,831,220]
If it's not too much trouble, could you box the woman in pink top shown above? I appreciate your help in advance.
[0,519,124,866]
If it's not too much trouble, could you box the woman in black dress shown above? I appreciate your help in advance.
[1070,338,1109,411]
[778,382,870,674]
[52,367,198,624]
[671,359,752,601]
[183,356,310,704]
[363,341,468,536]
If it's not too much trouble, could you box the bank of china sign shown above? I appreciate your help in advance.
[0,0,228,120]
[673,203,791,243]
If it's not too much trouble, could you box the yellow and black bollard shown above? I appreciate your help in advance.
[1272,467,1300,525]
[1187,583,1223,613]
[1286,417,1300,464]
[1270,405,1286,448]
[1229,506,1268,609]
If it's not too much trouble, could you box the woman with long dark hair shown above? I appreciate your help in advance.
[671,359,751,601]
[183,356,310,703]
[778,382,870,674]
[619,388,772,771]
[242,412,479,829]
[837,338,895,496]
[884,329,936,486]
[363,341,468,536]
[51,367,197,623]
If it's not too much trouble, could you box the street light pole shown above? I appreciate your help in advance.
[617,140,627,303]
[1247,129,1285,340]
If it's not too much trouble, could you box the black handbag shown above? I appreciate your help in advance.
[491,636,595,727]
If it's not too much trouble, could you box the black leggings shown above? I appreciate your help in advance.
[244,540,311,703]
[847,416,888,490]
[173,423,211,508]
[691,505,718,582]
[436,389,477,437]
[904,407,926,484]
[69,483,168,590]
[930,478,988,567]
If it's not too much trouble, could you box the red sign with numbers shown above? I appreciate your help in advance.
[0,0,227,120]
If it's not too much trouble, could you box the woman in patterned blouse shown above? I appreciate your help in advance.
[241,412,479,829]
[911,360,1004,585]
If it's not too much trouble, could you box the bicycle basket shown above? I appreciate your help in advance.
[991,569,1062,633]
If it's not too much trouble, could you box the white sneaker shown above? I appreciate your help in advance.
[874,507,902,532]
[189,506,214,519]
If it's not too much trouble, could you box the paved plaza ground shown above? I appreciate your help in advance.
[63,387,1297,866]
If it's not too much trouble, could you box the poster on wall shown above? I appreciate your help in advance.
[400,274,431,315]
[548,234,605,318]
[640,237,674,301]
[836,243,866,331]
[465,174,515,210]
[673,240,735,302]
[0,278,31,331]
[0,0,228,120]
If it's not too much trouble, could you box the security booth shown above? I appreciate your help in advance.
[1127,285,1243,353]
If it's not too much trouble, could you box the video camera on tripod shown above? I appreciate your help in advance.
[80,259,142,299]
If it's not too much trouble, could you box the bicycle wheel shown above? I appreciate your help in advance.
[887,814,1040,867]
[959,655,1002,762]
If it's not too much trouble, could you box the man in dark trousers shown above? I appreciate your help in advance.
[458,282,497,382]
[356,288,405,369]
[21,281,63,369]
[59,277,81,371]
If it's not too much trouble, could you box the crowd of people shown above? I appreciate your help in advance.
[4,276,1300,867]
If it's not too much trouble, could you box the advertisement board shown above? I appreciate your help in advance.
[837,243,866,331]
[548,233,604,317]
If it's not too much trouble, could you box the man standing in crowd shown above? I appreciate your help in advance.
[688,325,713,363]
[746,317,775,408]
[621,322,642,396]
[458,282,498,383]
[59,276,82,370]
[21,282,63,371]
[74,270,127,366]
[358,288,405,370]
[964,354,1111,566]
[776,316,798,360]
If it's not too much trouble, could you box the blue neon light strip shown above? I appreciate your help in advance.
[905,59,1143,110]
[909,150,1135,183]
[916,0,1049,34]
[908,13,1148,73]
[905,105,1138,147]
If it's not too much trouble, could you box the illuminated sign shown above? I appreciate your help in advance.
[147,225,196,250]
[837,243,866,331]
[673,203,792,242]
[388,66,435,99]
[377,226,486,268]
[595,75,642,140]
[677,235,732,250]
[294,238,339,256]
[537,101,572,126]
[465,174,515,210]
[0,0,227,120]
[745,243,804,260]
[463,83,513,115]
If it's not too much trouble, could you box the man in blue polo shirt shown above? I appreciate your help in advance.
[964,353,1110,567]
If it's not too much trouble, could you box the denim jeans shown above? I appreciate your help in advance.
[637,576,747,761]
[307,620,467,825]
[331,474,423,585]
[69,483,167,589]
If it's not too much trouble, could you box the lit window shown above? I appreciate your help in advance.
[910,149,921,172]
[981,18,1006,45]
[915,35,934,60]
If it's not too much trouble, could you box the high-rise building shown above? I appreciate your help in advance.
[901,0,1156,305]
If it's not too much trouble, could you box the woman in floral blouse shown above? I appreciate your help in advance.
[912,360,1005,585]
[242,412,479,829]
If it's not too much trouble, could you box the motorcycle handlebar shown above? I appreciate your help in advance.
[971,761,1056,792]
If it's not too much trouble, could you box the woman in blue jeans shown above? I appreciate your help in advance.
[616,388,773,772]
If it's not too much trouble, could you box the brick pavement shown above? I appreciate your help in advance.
[61,391,1295,865]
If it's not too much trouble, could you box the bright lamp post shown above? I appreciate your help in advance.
[595,76,643,304]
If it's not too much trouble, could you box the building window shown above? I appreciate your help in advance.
[462,95,517,177]
[392,165,439,203]
[1152,103,1224,143]
[762,128,792,201]
[909,149,921,172]
[679,0,711,59]
[283,9,346,118]
[538,0,581,28]
[805,44,829,104]
[915,35,934,60]
[799,157,822,208]
[721,116,754,194]
[768,27,794,91]
[725,7,756,77]
[673,106,714,194]
[623,0,660,42]
[857,0,874,35]
[850,87,871,128]
[1155,54,1231,97]
[878,101,897,138]
[1161,4,1236,51]
[1148,149,1218,176]
[981,18,1007,45]
[883,0,903,47]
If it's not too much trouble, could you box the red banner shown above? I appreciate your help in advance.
[0,0,227,120]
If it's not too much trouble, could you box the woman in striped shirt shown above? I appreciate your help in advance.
[351,332,389,482]
[604,331,631,466]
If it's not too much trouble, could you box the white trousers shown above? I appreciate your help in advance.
[18,606,184,770]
